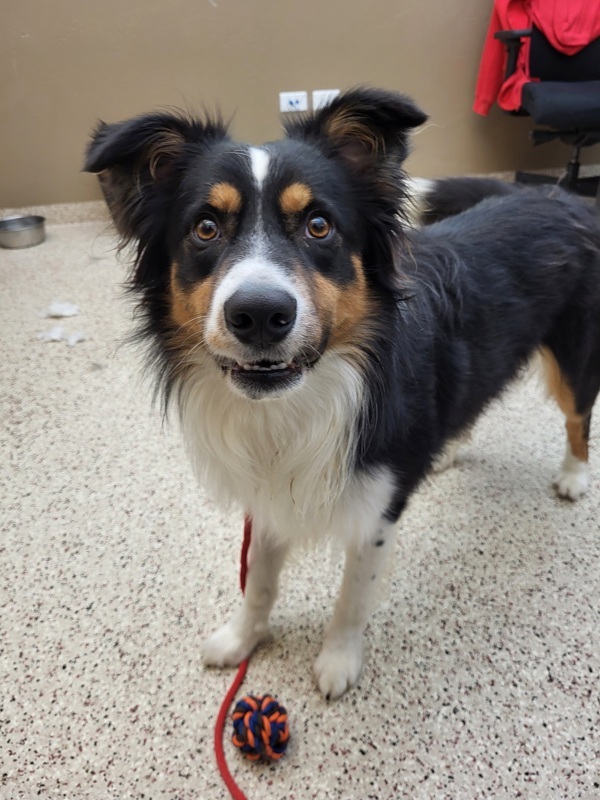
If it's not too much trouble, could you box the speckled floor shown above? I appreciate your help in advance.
[1,219,599,800]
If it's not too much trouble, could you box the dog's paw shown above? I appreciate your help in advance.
[554,465,589,501]
[314,633,363,700]
[431,438,464,474]
[201,619,269,668]
[431,448,457,474]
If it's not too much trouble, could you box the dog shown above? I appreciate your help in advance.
[85,88,600,699]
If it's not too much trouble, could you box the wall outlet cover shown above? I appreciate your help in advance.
[312,89,341,110]
[279,91,309,113]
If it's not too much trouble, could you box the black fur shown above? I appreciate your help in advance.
[85,87,600,522]
[359,188,600,516]
[419,176,524,225]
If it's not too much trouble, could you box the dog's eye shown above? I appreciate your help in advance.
[305,214,333,240]
[194,217,220,242]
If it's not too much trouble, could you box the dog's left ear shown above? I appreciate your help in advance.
[287,89,427,291]
[284,87,427,170]
[83,112,229,244]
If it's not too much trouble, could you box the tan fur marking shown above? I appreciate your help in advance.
[539,346,589,462]
[566,420,589,461]
[168,263,217,370]
[280,183,313,215]
[309,254,375,370]
[539,347,576,417]
[208,182,242,214]
[326,110,384,155]
[148,129,186,180]
[333,255,372,343]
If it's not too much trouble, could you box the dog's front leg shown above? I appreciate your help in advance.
[314,519,398,699]
[202,528,289,668]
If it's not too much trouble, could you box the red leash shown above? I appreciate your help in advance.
[214,516,253,800]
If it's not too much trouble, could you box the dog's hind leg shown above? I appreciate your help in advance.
[201,532,289,667]
[539,346,597,500]
[431,429,473,474]
[556,414,592,500]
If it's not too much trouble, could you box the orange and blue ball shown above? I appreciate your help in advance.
[232,694,289,761]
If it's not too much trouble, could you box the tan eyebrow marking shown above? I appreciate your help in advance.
[207,182,243,214]
[280,182,313,215]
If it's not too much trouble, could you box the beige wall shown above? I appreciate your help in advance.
[2,0,581,208]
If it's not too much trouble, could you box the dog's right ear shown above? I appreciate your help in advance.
[83,113,228,242]
[285,87,427,175]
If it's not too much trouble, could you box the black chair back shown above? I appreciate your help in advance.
[529,26,600,82]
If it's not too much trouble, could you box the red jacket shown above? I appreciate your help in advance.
[473,0,600,115]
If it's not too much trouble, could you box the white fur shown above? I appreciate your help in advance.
[187,350,397,697]
[314,518,398,697]
[179,351,384,537]
[555,448,589,500]
[202,537,289,666]
[249,146,270,190]
[205,251,313,361]
[403,176,435,228]
[203,499,399,700]
[199,433,397,698]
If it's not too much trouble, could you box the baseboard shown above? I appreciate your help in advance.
[0,200,109,225]
[2,165,599,226]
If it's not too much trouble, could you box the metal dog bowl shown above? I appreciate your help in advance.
[0,215,46,248]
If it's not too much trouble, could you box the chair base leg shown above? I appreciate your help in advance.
[515,171,600,199]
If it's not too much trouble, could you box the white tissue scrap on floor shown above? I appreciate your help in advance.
[36,326,87,346]
[37,325,65,342]
[44,301,80,318]
[37,301,86,345]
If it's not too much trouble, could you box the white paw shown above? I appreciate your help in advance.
[554,467,589,501]
[314,633,363,700]
[201,618,269,668]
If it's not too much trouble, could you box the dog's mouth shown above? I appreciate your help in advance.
[217,355,320,396]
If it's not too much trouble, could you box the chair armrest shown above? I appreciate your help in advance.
[494,29,532,42]
[494,29,532,79]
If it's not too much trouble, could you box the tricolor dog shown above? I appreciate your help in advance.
[85,88,600,698]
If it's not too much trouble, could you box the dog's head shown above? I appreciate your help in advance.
[84,88,427,400]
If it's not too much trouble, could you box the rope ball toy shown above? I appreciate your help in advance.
[232,694,289,761]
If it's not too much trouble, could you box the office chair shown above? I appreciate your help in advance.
[495,26,600,205]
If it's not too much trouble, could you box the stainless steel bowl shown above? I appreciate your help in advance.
[0,215,46,248]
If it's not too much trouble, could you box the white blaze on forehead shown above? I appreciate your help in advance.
[249,147,270,190]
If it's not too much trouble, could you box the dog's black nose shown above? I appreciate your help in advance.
[224,287,297,345]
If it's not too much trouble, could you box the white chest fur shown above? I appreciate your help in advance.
[178,353,394,544]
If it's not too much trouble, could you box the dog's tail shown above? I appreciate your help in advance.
[406,176,522,227]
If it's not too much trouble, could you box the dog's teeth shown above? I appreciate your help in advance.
[236,361,294,373]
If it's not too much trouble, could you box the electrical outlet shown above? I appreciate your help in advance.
[279,91,308,113]
[312,89,340,110]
